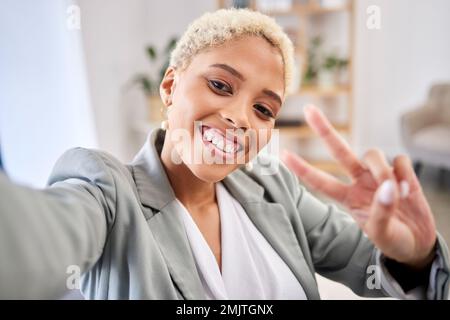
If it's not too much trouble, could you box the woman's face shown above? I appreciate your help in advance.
[161,35,285,182]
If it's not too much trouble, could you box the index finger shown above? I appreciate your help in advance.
[304,105,365,178]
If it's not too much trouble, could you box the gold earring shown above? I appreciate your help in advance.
[161,120,169,130]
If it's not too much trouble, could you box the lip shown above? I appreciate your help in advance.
[198,125,244,160]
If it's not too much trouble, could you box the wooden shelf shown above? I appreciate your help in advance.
[258,7,298,16]
[290,85,350,97]
[277,123,350,138]
[302,4,350,15]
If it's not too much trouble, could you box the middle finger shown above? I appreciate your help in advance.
[304,105,365,178]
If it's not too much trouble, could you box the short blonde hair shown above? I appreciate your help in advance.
[170,8,294,93]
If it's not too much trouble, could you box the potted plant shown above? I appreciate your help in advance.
[319,53,348,88]
[303,36,322,86]
[134,37,177,123]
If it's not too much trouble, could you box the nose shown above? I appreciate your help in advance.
[224,118,248,131]
[220,103,250,131]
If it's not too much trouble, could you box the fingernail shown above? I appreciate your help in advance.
[378,180,395,205]
[400,180,410,199]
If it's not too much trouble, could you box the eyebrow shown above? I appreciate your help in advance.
[209,63,282,106]
[209,63,245,81]
[262,89,282,107]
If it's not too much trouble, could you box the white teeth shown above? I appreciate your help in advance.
[216,140,224,150]
[204,130,214,141]
[225,144,234,153]
[203,127,237,154]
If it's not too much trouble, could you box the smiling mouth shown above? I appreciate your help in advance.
[199,125,243,157]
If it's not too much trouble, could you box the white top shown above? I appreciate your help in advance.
[175,182,307,300]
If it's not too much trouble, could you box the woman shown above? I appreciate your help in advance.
[0,8,448,300]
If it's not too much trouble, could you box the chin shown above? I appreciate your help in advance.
[188,163,239,183]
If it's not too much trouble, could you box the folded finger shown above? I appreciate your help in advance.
[366,179,398,238]
[393,155,421,195]
[363,148,395,184]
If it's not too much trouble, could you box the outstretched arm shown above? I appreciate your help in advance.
[0,148,116,299]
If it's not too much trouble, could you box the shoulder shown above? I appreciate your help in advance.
[47,147,133,192]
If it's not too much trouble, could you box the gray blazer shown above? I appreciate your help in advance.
[0,129,449,299]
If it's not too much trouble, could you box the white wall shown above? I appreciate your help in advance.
[145,0,216,49]
[353,0,450,158]
[0,0,97,187]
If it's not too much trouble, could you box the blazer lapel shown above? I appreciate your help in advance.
[147,203,206,299]
[223,170,321,300]
[130,130,205,300]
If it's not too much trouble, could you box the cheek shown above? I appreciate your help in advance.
[250,122,274,152]
[168,97,197,131]
[170,81,211,128]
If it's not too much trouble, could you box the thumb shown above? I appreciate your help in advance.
[369,179,399,228]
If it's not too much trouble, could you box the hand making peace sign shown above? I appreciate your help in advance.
[282,105,437,270]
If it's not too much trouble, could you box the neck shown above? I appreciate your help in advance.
[160,132,216,209]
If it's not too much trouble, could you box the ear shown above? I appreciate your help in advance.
[159,66,177,107]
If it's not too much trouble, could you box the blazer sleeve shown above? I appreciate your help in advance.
[0,148,118,299]
[279,162,449,299]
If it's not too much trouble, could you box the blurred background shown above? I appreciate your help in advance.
[1,0,449,299]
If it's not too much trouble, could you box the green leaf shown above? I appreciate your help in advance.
[134,75,154,95]
[146,46,157,60]
[164,37,178,54]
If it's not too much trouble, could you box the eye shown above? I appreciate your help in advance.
[208,80,232,95]
[254,104,274,119]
